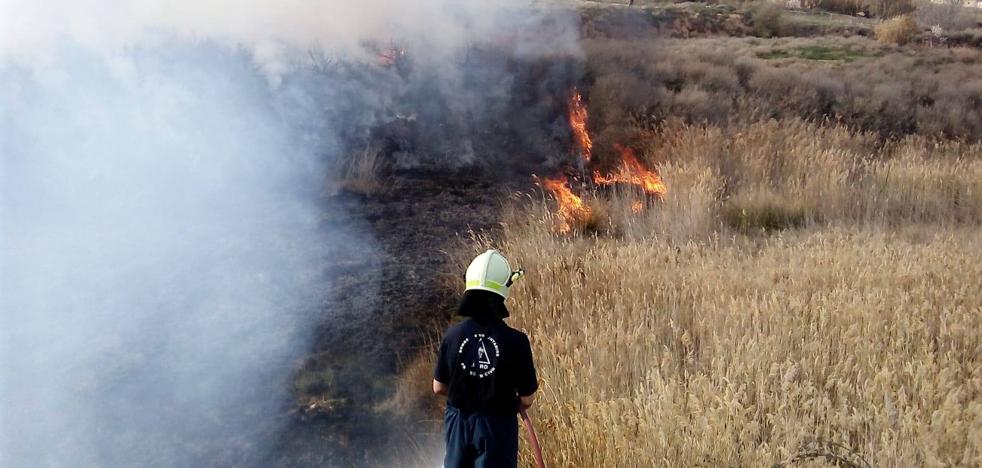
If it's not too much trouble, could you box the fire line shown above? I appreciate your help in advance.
[540,87,667,234]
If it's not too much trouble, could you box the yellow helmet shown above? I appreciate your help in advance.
[465,250,523,300]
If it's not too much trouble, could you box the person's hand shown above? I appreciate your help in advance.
[519,393,535,411]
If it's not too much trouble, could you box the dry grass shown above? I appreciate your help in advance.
[493,222,981,467]
[378,346,445,420]
[800,0,915,18]
[914,0,979,32]
[333,143,385,196]
[875,15,920,45]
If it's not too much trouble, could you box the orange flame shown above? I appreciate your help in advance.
[593,144,668,198]
[568,89,592,162]
[377,47,405,66]
[541,176,592,234]
[540,88,667,233]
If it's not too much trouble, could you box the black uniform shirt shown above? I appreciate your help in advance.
[434,315,538,415]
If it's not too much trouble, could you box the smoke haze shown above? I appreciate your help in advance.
[1,1,580,465]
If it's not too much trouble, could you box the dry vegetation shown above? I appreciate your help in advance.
[391,2,982,466]
[456,118,982,466]
[332,143,384,196]
[584,36,982,141]
[492,218,981,466]
[875,15,919,45]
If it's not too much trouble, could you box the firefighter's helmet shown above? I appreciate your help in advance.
[465,250,523,300]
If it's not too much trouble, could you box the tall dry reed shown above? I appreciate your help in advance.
[495,223,980,467]
[460,120,982,466]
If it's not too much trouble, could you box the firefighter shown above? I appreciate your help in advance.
[433,250,538,468]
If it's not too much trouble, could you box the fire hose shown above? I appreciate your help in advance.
[512,268,543,468]
[520,409,546,468]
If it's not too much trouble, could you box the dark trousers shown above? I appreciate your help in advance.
[443,405,519,468]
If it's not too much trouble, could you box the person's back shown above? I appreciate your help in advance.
[433,250,537,468]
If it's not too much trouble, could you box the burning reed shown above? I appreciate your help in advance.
[539,118,982,239]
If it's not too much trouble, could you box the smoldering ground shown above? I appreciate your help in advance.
[1,1,581,466]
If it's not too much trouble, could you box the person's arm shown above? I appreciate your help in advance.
[433,336,451,396]
[515,333,539,411]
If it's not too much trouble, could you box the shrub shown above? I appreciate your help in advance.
[808,0,915,18]
[875,14,919,44]
[869,0,917,18]
[749,1,790,37]
[585,35,982,140]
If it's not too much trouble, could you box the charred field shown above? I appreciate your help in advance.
[269,168,520,466]
[267,41,584,466]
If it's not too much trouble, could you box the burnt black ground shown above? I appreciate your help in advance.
[268,167,523,467]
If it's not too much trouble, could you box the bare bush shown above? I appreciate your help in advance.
[750,1,791,37]
[583,36,982,140]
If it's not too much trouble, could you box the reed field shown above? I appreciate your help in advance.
[495,220,980,467]
[396,119,982,467]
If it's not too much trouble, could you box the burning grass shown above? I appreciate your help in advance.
[539,118,982,238]
[540,89,668,234]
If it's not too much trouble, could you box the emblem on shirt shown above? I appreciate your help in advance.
[458,333,499,379]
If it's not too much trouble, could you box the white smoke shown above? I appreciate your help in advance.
[0,43,366,466]
[2,0,579,75]
[0,1,579,466]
